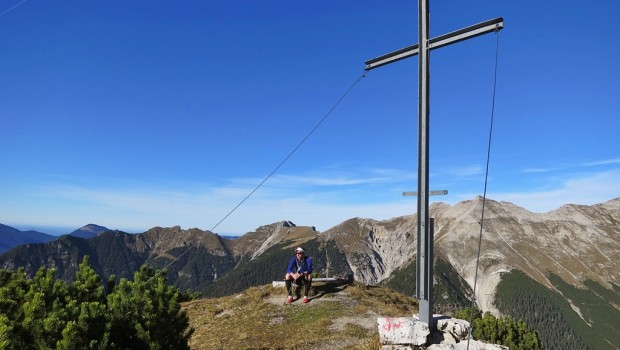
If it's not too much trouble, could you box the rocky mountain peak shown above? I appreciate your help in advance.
[141,226,228,257]
[69,223,110,239]
[80,224,108,232]
[230,220,316,258]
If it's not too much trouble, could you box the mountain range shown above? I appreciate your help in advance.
[0,223,56,254]
[1,196,619,349]
[0,223,109,254]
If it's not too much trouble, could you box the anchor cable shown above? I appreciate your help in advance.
[149,70,367,281]
[467,30,501,349]
[0,0,29,18]
[207,70,367,234]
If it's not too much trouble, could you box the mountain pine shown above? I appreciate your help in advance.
[0,256,193,349]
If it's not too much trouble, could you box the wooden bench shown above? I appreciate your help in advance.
[272,277,343,288]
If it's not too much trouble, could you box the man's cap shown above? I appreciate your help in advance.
[295,247,305,253]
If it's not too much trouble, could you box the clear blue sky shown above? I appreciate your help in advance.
[1,0,619,235]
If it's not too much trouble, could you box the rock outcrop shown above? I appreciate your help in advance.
[378,315,508,350]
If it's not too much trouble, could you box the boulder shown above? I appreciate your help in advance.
[377,315,508,349]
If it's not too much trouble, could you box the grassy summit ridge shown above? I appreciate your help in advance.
[183,282,417,350]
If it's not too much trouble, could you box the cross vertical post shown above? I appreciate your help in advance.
[417,0,432,327]
[404,190,446,327]
[364,2,503,329]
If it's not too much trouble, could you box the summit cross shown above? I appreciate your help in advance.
[364,1,503,328]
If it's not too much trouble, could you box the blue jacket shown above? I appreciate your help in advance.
[287,256,313,274]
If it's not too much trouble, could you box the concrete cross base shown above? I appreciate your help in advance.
[377,317,429,347]
[377,315,508,350]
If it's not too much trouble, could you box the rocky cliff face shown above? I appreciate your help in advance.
[433,197,620,314]
[320,216,417,285]
[299,197,620,316]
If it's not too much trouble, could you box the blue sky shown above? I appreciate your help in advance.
[1,0,619,235]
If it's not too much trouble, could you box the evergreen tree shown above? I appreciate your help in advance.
[21,267,69,349]
[0,258,193,350]
[107,265,193,350]
[57,256,109,349]
[457,308,541,350]
[0,314,12,349]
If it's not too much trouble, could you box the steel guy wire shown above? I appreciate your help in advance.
[467,29,501,350]
[149,70,367,282]
[0,0,28,18]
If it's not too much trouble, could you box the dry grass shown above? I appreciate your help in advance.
[183,282,417,350]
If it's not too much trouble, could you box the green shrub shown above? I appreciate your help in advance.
[0,256,193,350]
[456,306,540,350]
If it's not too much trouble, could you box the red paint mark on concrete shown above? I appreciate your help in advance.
[382,317,403,332]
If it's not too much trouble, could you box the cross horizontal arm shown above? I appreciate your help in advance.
[403,190,448,197]
[364,43,420,72]
[364,17,503,71]
[430,17,504,51]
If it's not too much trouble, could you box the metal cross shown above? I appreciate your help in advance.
[364,1,503,328]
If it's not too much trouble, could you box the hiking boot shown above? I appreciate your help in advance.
[286,295,293,304]
[303,296,309,304]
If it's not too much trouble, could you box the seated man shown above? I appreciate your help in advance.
[285,247,313,304]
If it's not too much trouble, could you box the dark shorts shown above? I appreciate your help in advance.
[293,275,309,286]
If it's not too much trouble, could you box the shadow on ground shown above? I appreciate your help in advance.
[309,282,349,300]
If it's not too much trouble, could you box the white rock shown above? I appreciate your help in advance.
[381,346,414,350]
[436,317,470,341]
[428,339,507,350]
[378,317,429,346]
[379,315,508,350]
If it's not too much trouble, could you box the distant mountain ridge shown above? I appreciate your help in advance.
[69,224,110,239]
[0,224,56,254]
[0,223,111,254]
[1,197,619,349]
